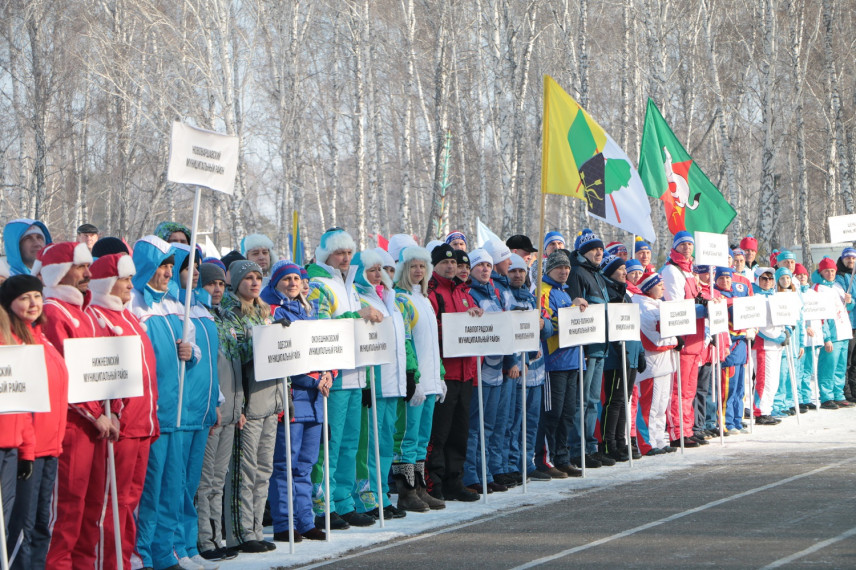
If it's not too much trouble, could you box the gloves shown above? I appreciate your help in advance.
[439,380,448,404]
[409,382,426,407]
[710,335,718,347]
[274,317,292,327]
[404,372,417,402]
[637,353,647,374]
[361,388,373,408]
[694,294,708,307]
[674,337,685,352]
[18,459,33,481]
[781,329,791,347]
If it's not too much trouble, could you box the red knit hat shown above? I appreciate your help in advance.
[32,242,93,287]
[793,263,809,276]
[818,257,836,271]
[740,235,758,251]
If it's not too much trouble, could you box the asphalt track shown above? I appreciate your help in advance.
[296,446,856,569]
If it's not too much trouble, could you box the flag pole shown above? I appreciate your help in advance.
[176,184,202,428]
[536,75,550,312]
[105,402,123,569]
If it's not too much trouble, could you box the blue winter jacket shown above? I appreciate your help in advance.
[509,283,545,386]
[2,218,52,275]
[834,257,856,328]
[468,278,511,385]
[539,274,583,372]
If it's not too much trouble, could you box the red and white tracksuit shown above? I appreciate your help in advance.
[87,298,160,570]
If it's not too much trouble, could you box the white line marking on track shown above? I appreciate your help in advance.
[511,458,855,569]
[760,525,856,569]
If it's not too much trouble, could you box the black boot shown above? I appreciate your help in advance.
[415,460,445,510]
[392,463,429,513]
[629,437,642,459]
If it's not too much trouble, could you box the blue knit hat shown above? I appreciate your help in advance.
[574,229,604,256]
[625,259,644,274]
[599,254,625,277]
[693,264,711,274]
[777,250,796,262]
[269,260,301,289]
[715,266,733,281]
[639,272,663,293]
[672,231,694,249]
[543,231,566,250]
[634,237,651,253]
[842,247,856,259]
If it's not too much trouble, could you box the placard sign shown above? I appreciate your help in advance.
[708,300,729,335]
[353,318,396,367]
[833,301,853,342]
[827,213,856,243]
[607,303,640,342]
[254,319,356,381]
[802,291,837,321]
[807,320,825,347]
[659,299,697,337]
[0,345,50,413]
[768,293,799,326]
[167,121,239,195]
[509,309,541,352]
[65,336,144,403]
[442,311,512,358]
[558,304,606,347]
[732,296,768,330]
[694,231,729,267]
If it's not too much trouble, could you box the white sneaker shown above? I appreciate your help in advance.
[191,554,220,570]
[177,556,204,570]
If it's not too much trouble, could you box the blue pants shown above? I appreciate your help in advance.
[7,456,57,570]
[136,431,183,570]
[270,420,322,534]
[395,395,436,464]
[311,388,361,515]
[535,370,579,469]
[799,348,816,404]
[569,356,604,456]
[463,382,501,486]
[175,429,207,558]
[774,350,800,413]
[723,364,745,431]
[694,363,717,432]
[0,448,16,527]
[507,384,542,475]
[818,339,848,402]
[354,397,398,512]
[490,377,516,475]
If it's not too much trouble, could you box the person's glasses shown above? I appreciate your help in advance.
[760,275,774,281]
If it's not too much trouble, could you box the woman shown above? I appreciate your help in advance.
[752,267,787,424]
[772,268,802,419]
[352,249,409,519]
[392,246,446,511]
[262,261,333,541]
[1,275,67,570]
[223,260,282,553]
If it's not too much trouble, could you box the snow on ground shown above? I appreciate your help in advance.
[220,407,856,569]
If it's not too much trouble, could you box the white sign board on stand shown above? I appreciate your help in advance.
[659,299,698,337]
[254,319,357,381]
[0,345,50,413]
[694,231,729,267]
[558,304,606,347]
[65,336,144,403]
[607,303,640,342]
[768,293,799,326]
[828,213,856,244]
[802,291,837,321]
[442,311,509,358]
[167,121,240,194]
[509,310,541,352]
[732,296,769,330]
[708,301,729,335]
[353,318,397,367]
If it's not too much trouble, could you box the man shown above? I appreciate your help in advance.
[634,238,654,272]
[605,242,629,261]
[694,265,728,442]
[506,235,538,267]
[444,231,468,251]
[76,224,99,251]
[3,219,51,276]
[813,257,856,410]
[566,229,615,468]
[529,231,565,287]
[740,235,759,269]
[732,247,754,283]
[661,231,706,448]
[38,242,119,570]
[306,228,382,529]
[154,221,191,245]
[426,243,484,501]
[714,267,752,434]
[834,248,856,402]
[241,233,276,282]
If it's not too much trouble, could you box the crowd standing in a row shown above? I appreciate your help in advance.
[0,218,854,570]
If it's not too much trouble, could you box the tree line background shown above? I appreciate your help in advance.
[1,0,854,267]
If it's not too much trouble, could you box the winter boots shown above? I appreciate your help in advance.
[392,463,429,512]
[415,460,446,510]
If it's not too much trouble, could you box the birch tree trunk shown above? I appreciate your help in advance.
[756,0,778,250]
[821,0,852,215]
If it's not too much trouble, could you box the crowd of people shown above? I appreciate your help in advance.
[0,217,854,570]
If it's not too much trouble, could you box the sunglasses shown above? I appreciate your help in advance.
[759,275,774,281]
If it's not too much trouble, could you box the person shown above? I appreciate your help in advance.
[794,263,819,412]
[392,246,446,510]
[222,260,282,552]
[425,243,483,502]
[625,259,644,288]
[195,260,241,561]
[454,249,470,284]
[306,228,382,529]
[351,249,411,518]
[506,235,538,267]
[154,221,191,245]
[600,255,644,461]
[76,224,99,250]
[771,267,802,419]
[38,242,120,570]
[85,253,161,570]
[241,234,276,283]
[731,247,754,284]
[567,229,615,467]
[740,235,759,269]
[3,219,51,276]
[2,276,63,570]
[529,231,565,286]
[262,261,332,542]
[714,267,752,434]
[634,238,654,272]
[695,265,730,441]
[376,247,397,282]
[605,242,628,261]
[633,272,678,455]
[444,231,467,251]
[811,257,856,410]
[128,235,197,570]
[660,231,706,449]
[220,250,245,289]
[834,248,856,402]
[534,250,586,478]
[0,257,9,285]
[751,267,788,426]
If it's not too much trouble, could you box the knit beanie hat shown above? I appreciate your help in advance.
[769,250,780,267]
[693,265,711,275]
[229,260,262,292]
[32,242,93,287]
[240,233,275,256]
[467,249,493,270]
[672,231,694,249]
[508,253,528,272]
[599,254,625,278]
[842,247,856,259]
[544,250,571,276]
[634,236,651,253]
[715,267,733,281]
[0,274,43,310]
[444,231,467,246]
[625,259,644,274]
[199,262,226,288]
[431,243,455,266]
[92,237,130,258]
[775,267,793,284]
[154,221,191,244]
[574,229,604,256]
[268,260,301,289]
[777,250,796,262]
[818,257,836,271]
[315,228,357,265]
[202,257,227,272]
[543,231,565,250]
[793,263,808,276]
[388,234,418,262]
[731,247,745,258]
[740,235,758,251]
[605,242,627,258]
[453,249,470,266]
[300,267,308,280]
[483,239,512,265]
[220,250,245,270]
[639,272,662,294]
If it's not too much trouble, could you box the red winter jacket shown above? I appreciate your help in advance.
[699,282,731,364]
[0,403,34,460]
[87,303,160,439]
[19,326,69,458]
[428,273,477,382]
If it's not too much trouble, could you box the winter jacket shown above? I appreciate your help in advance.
[811,270,851,343]
[354,279,408,399]
[0,411,34,460]
[632,294,677,381]
[87,300,160,439]
[509,283,545,387]
[18,325,68,458]
[567,250,609,358]
[699,281,730,364]
[210,303,244,425]
[538,274,583,372]
[396,286,444,395]
[2,218,51,276]
[834,258,856,328]
[603,276,644,372]
[427,272,478,382]
[467,277,507,386]
[661,250,706,355]
[752,285,787,346]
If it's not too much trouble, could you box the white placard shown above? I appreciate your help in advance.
[708,300,729,335]
[442,311,511,358]
[768,293,799,326]
[732,296,768,330]
[509,310,541,352]
[167,121,239,195]
[808,320,825,347]
[827,213,856,243]
[607,303,640,342]
[832,298,853,341]
[558,304,606,347]
[254,319,357,381]
[802,292,837,321]
[659,299,698,337]
[353,318,396,367]
[64,336,144,403]
[0,345,50,413]
[694,231,729,267]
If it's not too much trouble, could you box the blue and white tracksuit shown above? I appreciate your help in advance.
[716,281,751,431]
[812,271,854,402]
[751,285,786,417]
[773,291,804,416]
